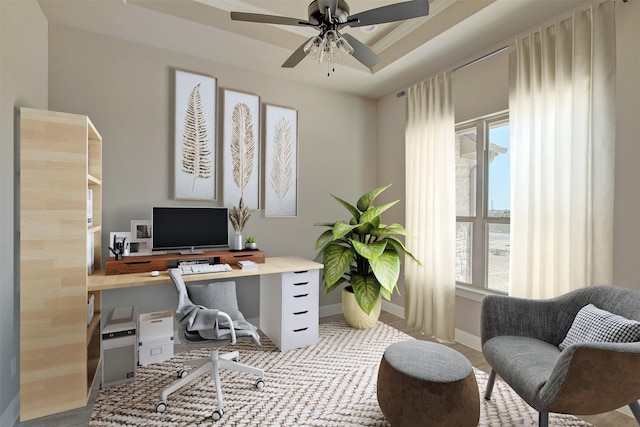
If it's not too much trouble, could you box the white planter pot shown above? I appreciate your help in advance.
[342,286,382,329]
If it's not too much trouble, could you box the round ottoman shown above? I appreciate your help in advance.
[377,340,480,427]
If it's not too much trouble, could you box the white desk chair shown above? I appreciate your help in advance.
[155,268,265,421]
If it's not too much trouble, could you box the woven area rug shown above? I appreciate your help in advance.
[90,321,592,426]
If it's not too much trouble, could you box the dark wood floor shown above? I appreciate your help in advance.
[14,311,636,426]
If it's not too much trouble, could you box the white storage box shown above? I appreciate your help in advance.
[139,310,174,365]
[139,310,173,341]
[139,336,174,366]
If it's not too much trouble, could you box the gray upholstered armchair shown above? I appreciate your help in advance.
[481,285,640,427]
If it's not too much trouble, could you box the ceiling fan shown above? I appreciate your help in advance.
[230,0,430,74]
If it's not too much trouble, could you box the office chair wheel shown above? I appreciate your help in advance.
[212,408,224,421]
[255,378,265,390]
[155,401,167,413]
[177,368,188,378]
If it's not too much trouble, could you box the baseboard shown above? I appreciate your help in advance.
[454,328,482,352]
[0,391,19,427]
[618,402,638,418]
[319,303,342,318]
[381,300,405,318]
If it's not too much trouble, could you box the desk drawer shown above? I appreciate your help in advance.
[282,270,317,286]
[283,291,316,314]
[281,321,318,351]
[284,304,317,327]
[282,272,318,301]
[105,258,166,275]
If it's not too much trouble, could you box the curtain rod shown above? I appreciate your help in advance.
[396,45,508,98]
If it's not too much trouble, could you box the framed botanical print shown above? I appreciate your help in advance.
[222,88,261,210]
[174,68,217,200]
[264,104,298,217]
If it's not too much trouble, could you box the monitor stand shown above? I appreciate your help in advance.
[179,247,205,255]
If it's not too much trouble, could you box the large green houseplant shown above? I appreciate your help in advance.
[314,184,420,319]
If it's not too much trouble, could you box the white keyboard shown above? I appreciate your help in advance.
[178,263,232,275]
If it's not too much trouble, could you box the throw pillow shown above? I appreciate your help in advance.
[559,303,640,350]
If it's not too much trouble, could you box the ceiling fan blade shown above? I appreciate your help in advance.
[230,12,312,27]
[341,33,380,69]
[317,0,338,16]
[282,37,314,68]
[347,0,429,27]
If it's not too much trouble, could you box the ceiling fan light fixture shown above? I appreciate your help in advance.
[303,35,324,60]
[304,30,354,70]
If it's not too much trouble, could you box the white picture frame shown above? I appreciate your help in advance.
[174,68,217,200]
[130,220,152,256]
[222,88,261,210]
[264,103,298,217]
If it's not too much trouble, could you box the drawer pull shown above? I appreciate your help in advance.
[293,270,308,274]
[293,310,308,315]
[233,254,252,258]
[124,260,152,265]
[293,282,309,286]
[293,294,309,298]
[293,327,308,333]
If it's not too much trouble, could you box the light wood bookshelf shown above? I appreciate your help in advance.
[19,107,103,421]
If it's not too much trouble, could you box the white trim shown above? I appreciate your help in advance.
[319,302,342,318]
[381,300,405,319]
[455,328,482,352]
[456,285,493,302]
[0,392,19,427]
[618,403,637,418]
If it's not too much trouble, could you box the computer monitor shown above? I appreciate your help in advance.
[152,207,229,254]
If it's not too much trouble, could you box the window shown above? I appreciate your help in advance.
[455,112,510,293]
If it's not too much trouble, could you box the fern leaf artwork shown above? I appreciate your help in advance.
[181,83,212,191]
[230,102,255,199]
[269,117,294,209]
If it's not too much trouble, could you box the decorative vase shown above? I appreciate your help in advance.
[342,286,382,329]
[233,232,244,250]
[245,242,258,250]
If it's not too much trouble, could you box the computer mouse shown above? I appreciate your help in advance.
[150,270,160,277]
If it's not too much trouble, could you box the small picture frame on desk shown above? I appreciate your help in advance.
[130,220,152,256]
[129,241,151,256]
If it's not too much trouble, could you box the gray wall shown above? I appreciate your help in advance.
[47,24,378,320]
[0,0,48,423]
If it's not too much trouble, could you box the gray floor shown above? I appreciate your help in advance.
[13,312,637,427]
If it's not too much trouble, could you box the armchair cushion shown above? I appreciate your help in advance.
[559,303,640,350]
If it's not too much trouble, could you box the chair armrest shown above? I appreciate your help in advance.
[541,341,640,413]
[481,294,572,346]
[217,311,237,345]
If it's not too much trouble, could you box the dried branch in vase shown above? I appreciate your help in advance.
[229,197,251,232]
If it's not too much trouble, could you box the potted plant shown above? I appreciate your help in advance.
[229,197,250,250]
[314,184,420,329]
[245,235,258,250]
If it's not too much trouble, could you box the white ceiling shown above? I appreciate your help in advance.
[37,0,585,99]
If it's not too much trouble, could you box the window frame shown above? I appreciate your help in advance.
[455,110,510,293]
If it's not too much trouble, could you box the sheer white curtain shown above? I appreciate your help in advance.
[509,2,616,299]
[405,72,456,343]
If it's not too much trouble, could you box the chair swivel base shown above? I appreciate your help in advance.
[155,348,265,421]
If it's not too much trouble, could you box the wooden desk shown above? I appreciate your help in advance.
[89,256,322,291]
[89,256,324,351]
